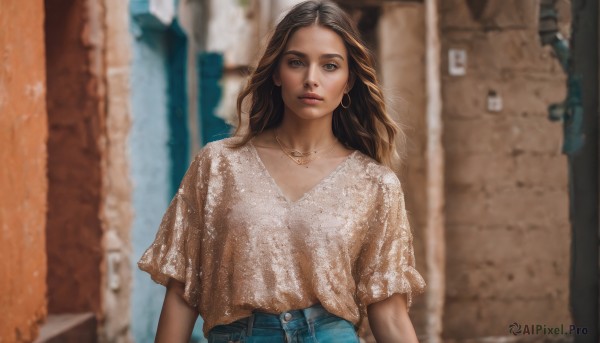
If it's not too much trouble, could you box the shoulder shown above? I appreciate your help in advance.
[193,137,247,161]
[352,151,402,194]
[188,137,253,181]
[351,153,405,219]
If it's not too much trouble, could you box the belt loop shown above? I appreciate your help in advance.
[246,313,254,336]
[303,304,317,323]
[302,307,316,337]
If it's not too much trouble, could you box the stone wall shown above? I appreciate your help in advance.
[440,0,571,339]
[372,0,571,340]
[0,0,48,341]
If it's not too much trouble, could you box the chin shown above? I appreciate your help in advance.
[287,106,334,121]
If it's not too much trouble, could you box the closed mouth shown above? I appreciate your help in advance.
[299,94,323,100]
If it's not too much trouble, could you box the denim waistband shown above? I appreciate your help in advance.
[209,303,360,342]
[249,303,332,329]
[222,303,341,336]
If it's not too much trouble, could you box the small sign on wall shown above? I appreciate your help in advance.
[487,90,503,112]
[448,48,467,76]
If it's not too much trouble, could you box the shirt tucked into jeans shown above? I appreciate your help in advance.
[207,303,360,343]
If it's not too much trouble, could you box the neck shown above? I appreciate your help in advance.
[275,111,337,152]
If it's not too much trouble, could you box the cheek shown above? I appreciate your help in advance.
[324,73,349,95]
[279,69,301,88]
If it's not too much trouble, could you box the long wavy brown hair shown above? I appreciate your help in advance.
[229,0,402,167]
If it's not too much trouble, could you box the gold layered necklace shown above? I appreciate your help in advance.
[274,131,338,166]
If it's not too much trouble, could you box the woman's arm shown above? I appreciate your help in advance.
[155,279,199,343]
[367,293,419,343]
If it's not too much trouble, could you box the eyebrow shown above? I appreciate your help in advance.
[282,50,345,61]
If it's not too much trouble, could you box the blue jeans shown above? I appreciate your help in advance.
[206,303,360,342]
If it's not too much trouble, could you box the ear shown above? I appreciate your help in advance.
[345,73,355,93]
[273,70,282,87]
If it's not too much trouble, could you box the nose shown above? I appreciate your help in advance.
[304,64,319,88]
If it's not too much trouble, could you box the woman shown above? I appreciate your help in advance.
[138,1,426,342]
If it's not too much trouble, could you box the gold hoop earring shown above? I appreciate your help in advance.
[341,93,351,109]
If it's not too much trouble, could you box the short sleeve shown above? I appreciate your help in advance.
[137,149,209,309]
[355,174,426,314]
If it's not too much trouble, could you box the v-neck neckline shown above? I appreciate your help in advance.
[248,140,357,205]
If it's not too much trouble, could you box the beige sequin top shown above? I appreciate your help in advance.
[138,137,426,335]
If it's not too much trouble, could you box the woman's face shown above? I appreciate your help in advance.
[273,25,352,122]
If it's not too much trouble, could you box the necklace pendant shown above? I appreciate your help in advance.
[290,151,303,157]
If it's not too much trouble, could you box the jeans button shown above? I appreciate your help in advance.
[283,312,292,321]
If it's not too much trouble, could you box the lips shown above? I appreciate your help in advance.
[299,93,323,101]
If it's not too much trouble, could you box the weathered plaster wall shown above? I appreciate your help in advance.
[204,0,259,127]
[202,0,304,129]
[45,0,104,315]
[128,25,172,343]
[440,0,571,338]
[0,0,48,341]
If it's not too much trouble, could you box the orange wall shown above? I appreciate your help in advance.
[0,0,49,342]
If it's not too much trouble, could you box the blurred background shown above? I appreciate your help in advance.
[1,0,598,342]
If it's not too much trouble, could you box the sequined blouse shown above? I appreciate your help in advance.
[138,137,426,335]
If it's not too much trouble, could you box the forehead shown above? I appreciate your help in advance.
[285,25,347,57]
